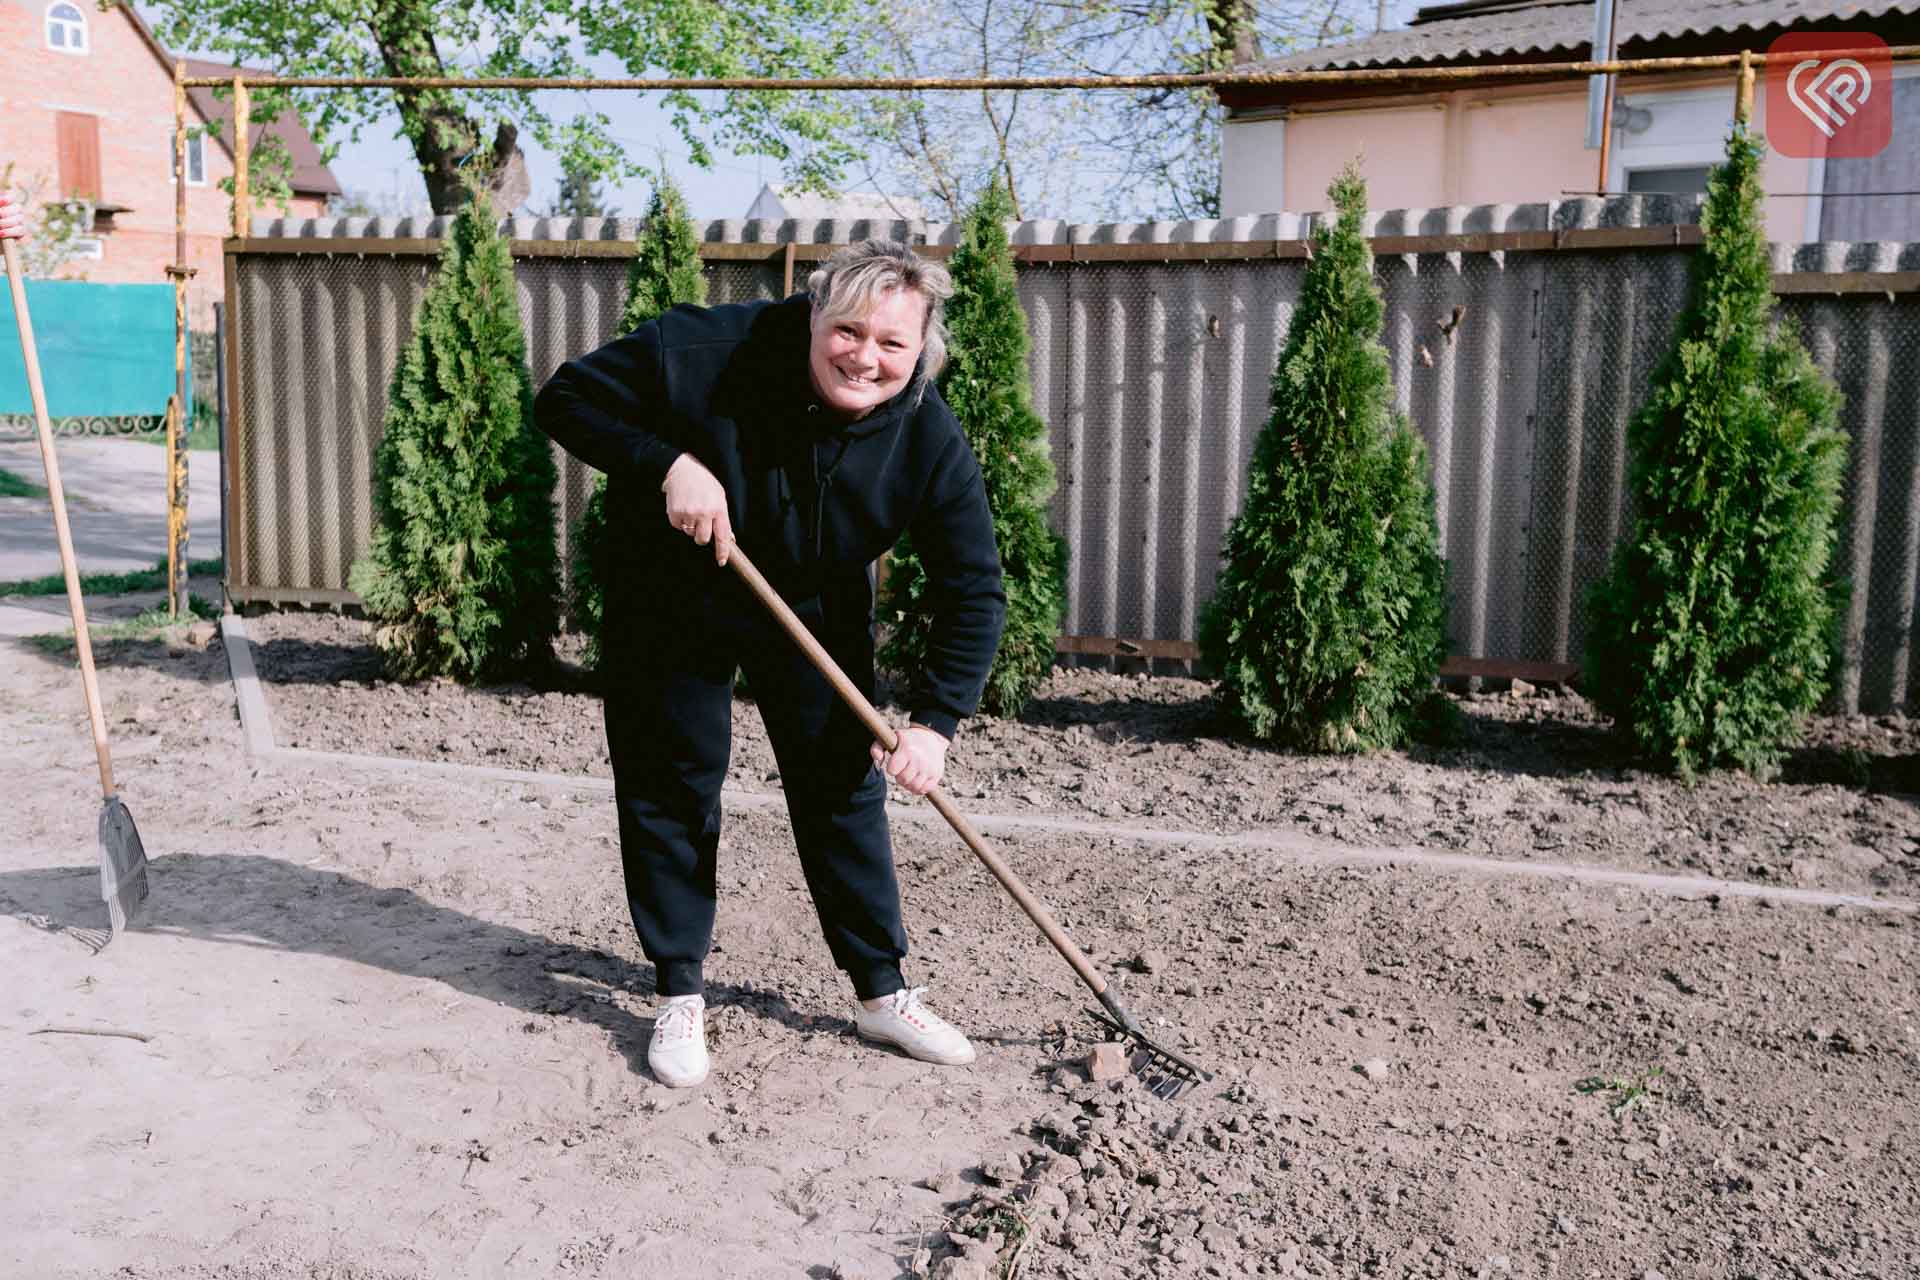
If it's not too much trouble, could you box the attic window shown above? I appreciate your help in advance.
[46,2,87,53]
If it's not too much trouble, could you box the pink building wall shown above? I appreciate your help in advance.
[1232,72,1820,238]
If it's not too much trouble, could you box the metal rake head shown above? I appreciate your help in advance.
[98,795,150,942]
[1088,993,1211,1101]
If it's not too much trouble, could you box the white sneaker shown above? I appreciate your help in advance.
[648,994,710,1087]
[854,987,976,1066]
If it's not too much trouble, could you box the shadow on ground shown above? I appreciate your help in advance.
[0,851,834,1082]
[7,628,232,686]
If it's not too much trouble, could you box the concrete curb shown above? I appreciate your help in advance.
[214,619,1919,916]
[220,615,277,757]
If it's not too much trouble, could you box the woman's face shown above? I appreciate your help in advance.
[808,287,928,419]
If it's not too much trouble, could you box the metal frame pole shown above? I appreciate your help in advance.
[169,60,193,618]
[1595,0,1621,195]
[232,78,251,240]
[214,299,229,613]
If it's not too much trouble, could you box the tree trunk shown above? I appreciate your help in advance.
[1205,0,1260,67]
[368,2,530,216]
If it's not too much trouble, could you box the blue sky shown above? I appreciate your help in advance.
[324,80,779,222]
[143,1,1430,222]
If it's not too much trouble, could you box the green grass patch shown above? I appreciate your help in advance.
[1575,1066,1665,1120]
[0,557,223,599]
[132,401,221,452]
[22,593,220,657]
[0,467,48,498]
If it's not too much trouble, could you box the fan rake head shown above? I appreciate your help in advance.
[1088,991,1211,1101]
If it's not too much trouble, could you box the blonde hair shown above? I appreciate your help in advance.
[806,240,953,389]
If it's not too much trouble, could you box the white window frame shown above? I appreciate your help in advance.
[45,2,87,54]
[1606,86,1734,198]
[169,131,208,186]
[1622,163,1714,197]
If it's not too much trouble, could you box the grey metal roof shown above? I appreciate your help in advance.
[1246,0,1920,73]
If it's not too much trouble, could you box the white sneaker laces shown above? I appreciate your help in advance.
[886,986,935,1025]
[656,995,703,1043]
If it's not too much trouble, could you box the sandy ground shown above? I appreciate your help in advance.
[4,616,1918,1279]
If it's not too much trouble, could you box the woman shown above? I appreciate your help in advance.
[535,240,1007,1088]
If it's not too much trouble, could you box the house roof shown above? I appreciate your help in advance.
[181,59,343,197]
[748,184,929,222]
[1242,0,1920,73]
[113,5,341,197]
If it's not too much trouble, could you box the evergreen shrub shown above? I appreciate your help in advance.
[1585,126,1846,780]
[348,189,557,680]
[1198,166,1448,751]
[570,173,708,665]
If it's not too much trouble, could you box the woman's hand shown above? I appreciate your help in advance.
[0,194,25,240]
[662,453,733,566]
[870,724,949,796]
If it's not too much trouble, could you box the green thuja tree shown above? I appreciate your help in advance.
[570,173,707,664]
[348,186,557,680]
[1199,165,1448,751]
[878,181,1066,718]
[1584,125,1845,780]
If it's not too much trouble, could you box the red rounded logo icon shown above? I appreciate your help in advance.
[1766,33,1892,159]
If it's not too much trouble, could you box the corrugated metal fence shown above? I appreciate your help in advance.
[225,199,1920,712]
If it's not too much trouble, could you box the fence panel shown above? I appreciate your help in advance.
[224,206,1920,711]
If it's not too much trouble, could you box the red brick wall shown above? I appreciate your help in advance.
[2,4,326,327]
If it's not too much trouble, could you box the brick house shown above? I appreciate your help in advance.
[1,0,338,326]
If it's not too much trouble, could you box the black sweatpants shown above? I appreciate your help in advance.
[602,588,907,1001]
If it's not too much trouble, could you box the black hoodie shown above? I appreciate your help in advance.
[534,293,1007,739]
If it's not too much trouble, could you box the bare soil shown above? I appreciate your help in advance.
[248,610,1920,899]
[4,612,1917,1279]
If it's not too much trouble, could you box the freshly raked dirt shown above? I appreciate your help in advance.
[2,613,1915,1279]
[249,609,1920,899]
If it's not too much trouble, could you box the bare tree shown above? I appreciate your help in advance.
[851,0,1370,221]
[850,0,1095,221]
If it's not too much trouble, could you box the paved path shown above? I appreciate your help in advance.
[0,437,221,636]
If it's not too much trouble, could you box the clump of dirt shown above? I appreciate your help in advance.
[245,609,1920,898]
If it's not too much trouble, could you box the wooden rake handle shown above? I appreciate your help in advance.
[725,546,1109,998]
[3,237,116,800]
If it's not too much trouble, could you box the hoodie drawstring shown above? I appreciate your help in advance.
[811,434,850,562]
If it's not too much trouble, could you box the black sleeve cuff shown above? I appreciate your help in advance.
[910,709,960,741]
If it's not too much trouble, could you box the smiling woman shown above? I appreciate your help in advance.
[534,239,1006,1090]
[804,244,951,418]
[808,290,931,418]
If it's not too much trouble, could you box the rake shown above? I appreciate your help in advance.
[727,546,1210,1099]
[3,236,150,942]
